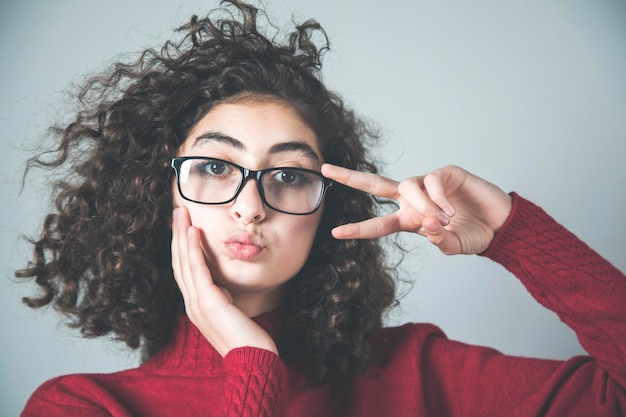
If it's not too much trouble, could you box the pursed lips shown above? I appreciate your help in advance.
[223,230,267,261]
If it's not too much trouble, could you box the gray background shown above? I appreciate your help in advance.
[1,1,625,415]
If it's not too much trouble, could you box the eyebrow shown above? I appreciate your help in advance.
[192,131,321,163]
[192,131,244,150]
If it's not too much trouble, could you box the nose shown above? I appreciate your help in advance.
[230,179,266,224]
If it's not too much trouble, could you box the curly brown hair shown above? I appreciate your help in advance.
[16,0,398,383]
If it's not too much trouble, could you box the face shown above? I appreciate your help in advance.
[173,100,324,311]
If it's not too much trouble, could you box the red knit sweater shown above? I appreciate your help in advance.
[21,195,626,416]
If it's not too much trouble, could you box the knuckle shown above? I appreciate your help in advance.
[374,219,385,237]
[398,177,419,192]
[428,234,446,247]
[423,172,442,191]
[369,175,383,195]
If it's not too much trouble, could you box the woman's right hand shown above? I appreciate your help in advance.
[171,207,278,357]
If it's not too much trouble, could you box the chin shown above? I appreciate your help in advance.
[214,268,285,291]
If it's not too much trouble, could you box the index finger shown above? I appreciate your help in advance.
[321,163,399,198]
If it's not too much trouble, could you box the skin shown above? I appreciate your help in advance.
[172,100,325,355]
[322,164,513,255]
[172,101,513,358]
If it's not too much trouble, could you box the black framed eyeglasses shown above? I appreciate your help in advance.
[171,157,333,215]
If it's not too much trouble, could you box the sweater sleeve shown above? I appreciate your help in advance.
[421,193,626,417]
[221,347,288,417]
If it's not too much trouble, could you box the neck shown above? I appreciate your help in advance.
[230,285,285,318]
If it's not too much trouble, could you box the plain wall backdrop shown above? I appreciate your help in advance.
[1,1,624,415]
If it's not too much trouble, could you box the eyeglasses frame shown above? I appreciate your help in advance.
[171,156,333,215]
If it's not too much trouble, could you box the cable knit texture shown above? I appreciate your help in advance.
[222,348,287,416]
[21,194,626,416]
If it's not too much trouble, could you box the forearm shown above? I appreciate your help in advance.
[421,193,626,416]
[481,193,626,386]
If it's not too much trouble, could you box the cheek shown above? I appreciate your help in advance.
[283,214,322,252]
[174,194,225,248]
[184,206,226,262]
[185,205,222,232]
[172,180,185,208]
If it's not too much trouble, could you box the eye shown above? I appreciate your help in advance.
[195,160,233,177]
[277,171,299,184]
[270,169,315,188]
[205,162,227,175]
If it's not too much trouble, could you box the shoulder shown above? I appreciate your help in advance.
[23,374,111,416]
[377,321,446,344]
[369,322,448,365]
[22,368,144,417]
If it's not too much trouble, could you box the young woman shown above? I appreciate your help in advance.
[17,1,625,416]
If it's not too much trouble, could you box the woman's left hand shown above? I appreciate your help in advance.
[321,164,512,255]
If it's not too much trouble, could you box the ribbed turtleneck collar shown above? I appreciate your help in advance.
[143,309,284,376]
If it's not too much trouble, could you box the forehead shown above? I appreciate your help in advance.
[180,101,322,161]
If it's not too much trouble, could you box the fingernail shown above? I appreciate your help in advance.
[173,208,180,220]
[443,206,454,216]
[437,214,450,226]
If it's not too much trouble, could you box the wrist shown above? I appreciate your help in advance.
[492,191,514,234]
